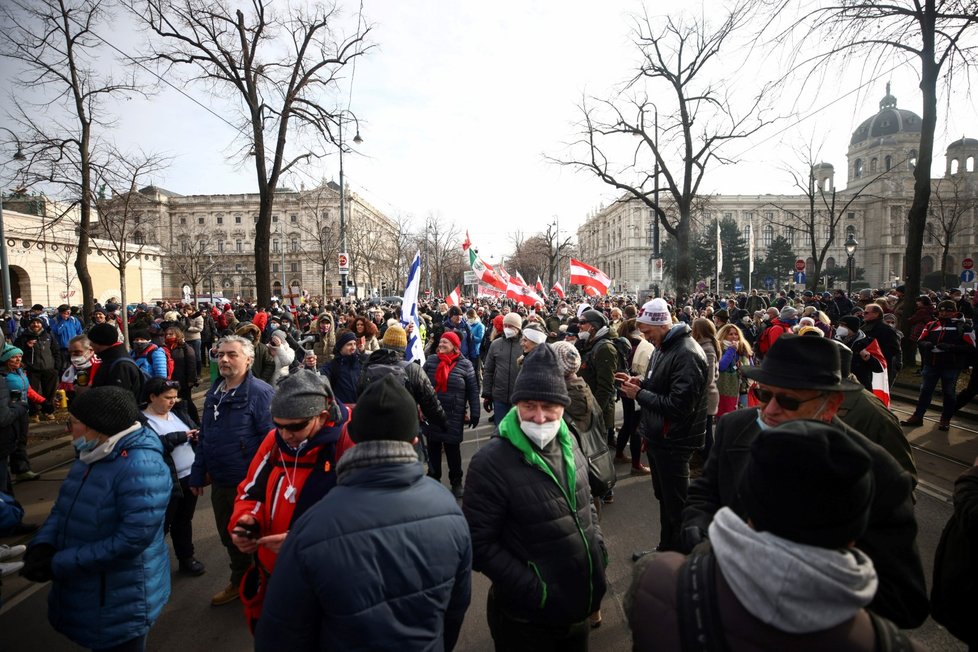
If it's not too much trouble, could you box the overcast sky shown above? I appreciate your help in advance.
[2,0,976,262]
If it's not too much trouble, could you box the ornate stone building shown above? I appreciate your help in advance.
[576,87,978,293]
[139,182,399,302]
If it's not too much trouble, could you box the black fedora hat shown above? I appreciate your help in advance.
[742,334,864,392]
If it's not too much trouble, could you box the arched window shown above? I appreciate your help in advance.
[951,158,960,174]
[845,225,856,240]
[763,225,773,246]
[742,225,750,242]
[785,226,794,245]
[968,156,975,172]
[908,150,917,171]
[885,155,892,171]
[854,159,863,177]
[826,256,836,268]
[870,158,878,173]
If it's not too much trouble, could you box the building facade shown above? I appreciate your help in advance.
[576,87,978,294]
[139,182,399,302]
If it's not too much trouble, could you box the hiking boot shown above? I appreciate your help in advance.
[938,419,951,432]
[14,471,39,483]
[211,583,239,606]
[1,561,24,577]
[178,557,206,576]
[29,414,40,424]
[899,416,924,427]
[630,464,651,476]
[0,544,26,561]
[450,483,464,500]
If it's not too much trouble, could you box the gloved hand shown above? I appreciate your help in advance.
[482,398,493,413]
[21,543,56,583]
[469,417,480,429]
[679,526,708,554]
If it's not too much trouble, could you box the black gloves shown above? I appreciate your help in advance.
[482,398,493,413]
[679,526,708,554]
[469,417,480,430]
[21,544,56,583]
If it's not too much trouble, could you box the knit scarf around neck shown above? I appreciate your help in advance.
[434,351,459,393]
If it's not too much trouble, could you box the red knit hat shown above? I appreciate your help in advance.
[440,331,461,351]
[492,315,504,334]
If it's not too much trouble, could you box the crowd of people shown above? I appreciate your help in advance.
[0,283,975,651]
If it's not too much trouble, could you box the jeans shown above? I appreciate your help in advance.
[188,339,203,375]
[211,484,252,586]
[616,397,641,465]
[647,445,696,551]
[493,401,512,425]
[914,365,961,422]
[92,634,147,652]
[165,477,199,560]
[486,587,590,652]
[427,440,463,485]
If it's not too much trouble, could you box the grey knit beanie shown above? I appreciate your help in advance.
[550,341,581,377]
[510,344,571,407]
[271,369,329,419]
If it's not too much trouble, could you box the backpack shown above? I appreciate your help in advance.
[677,548,912,652]
[611,336,633,373]
[141,343,175,379]
[357,359,410,398]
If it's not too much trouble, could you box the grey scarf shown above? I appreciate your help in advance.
[709,507,878,633]
[336,440,418,483]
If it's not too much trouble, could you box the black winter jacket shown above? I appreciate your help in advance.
[422,354,479,444]
[463,409,607,626]
[636,324,708,449]
[682,409,929,629]
[91,343,144,398]
[17,331,57,373]
[481,336,521,404]
[358,348,447,429]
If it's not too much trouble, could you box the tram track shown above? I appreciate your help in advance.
[889,396,975,469]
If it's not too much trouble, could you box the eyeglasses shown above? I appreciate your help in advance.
[750,385,825,411]
[275,417,314,432]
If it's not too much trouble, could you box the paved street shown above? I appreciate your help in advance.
[1,397,974,651]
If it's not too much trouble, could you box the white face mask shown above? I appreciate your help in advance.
[578,330,591,342]
[836,326,850,338]
[71,355,90,367]
[558,308,567,316]
[503,327,518,339]
[519,415,561,448]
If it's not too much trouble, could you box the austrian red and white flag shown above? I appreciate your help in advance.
[515,271,528,287]
[570,258,611,295]
[583,285,601,297]
[496,265,512,284]
[551,281,565,299]
[535,276,548,298]
[446,285,462,308]
[506,278,545,306]
[864,339,890,406]
[462,231,472,251]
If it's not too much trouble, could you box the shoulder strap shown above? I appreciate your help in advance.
[676,549,731,652]
[868,610,913,652]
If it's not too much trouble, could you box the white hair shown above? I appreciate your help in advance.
[218,334,255,360]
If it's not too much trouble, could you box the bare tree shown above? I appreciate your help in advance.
[165,224,219,304]
[554,3,776,291]
[1,0,143,316]
[129,0,371,306]
[382,213,417,294]
[764,0,978,362]
[291,183,341,300]
[419,214,461,296]
[929,174,978,284]
[89,149,169,344]
[50,244,80,304]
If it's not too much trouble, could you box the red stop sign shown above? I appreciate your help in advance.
[964,258,975,270]
[795,259,806,272]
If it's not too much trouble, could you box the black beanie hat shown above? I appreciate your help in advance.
[88,323,119,346]
[69,386,141,435]
[510,344,571,407]
[348,375,418,443]
[839,315,861,332]
[334,331,357,355]
[740,420,874,548]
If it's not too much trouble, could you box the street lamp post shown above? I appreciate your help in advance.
[337,114,362,301]
[845,233,859,295]
[0,129,27,311]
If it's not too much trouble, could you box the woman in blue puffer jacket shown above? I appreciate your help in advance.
[422,331,479,499]
[21,386,172,652]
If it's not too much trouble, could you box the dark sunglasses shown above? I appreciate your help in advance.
[750,385,825,411]
[275,417,314,432]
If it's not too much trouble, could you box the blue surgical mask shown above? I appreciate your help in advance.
[72,435,99,454]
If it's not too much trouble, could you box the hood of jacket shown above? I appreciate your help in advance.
[709,507,877,634]
[659,323,691,350]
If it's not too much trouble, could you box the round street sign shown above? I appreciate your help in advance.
[795,259,806,272]
[962,269,976,283]
[963,258,974,270]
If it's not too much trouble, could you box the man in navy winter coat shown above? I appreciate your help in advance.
[256,374,472,651]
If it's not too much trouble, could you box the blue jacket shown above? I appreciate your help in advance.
[190,372,274,487]
[51,315,84,350]
[32,426,172,650]
[466,320,485,361]
[255,454,472,652]
[132,343,168,379]
[322,353,364,405]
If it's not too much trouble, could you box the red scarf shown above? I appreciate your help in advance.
[434,351,460,393]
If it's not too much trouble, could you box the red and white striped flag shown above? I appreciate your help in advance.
[515,271,527,287]
[864,339,890,406]
[469,249,507,291]
[583,285,601,297]
[551,281,565,299]
[506,278,545,306]
[535,276,548,298]
[570,258,611,295]
[446,285,462,307]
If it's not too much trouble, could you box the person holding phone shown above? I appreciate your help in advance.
[142,377,205,577]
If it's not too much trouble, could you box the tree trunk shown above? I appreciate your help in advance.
[119,267,129,347]
[901,8,938,366]
[674,214,692,293]
[254,191,272,307]
[76,127,94,316]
